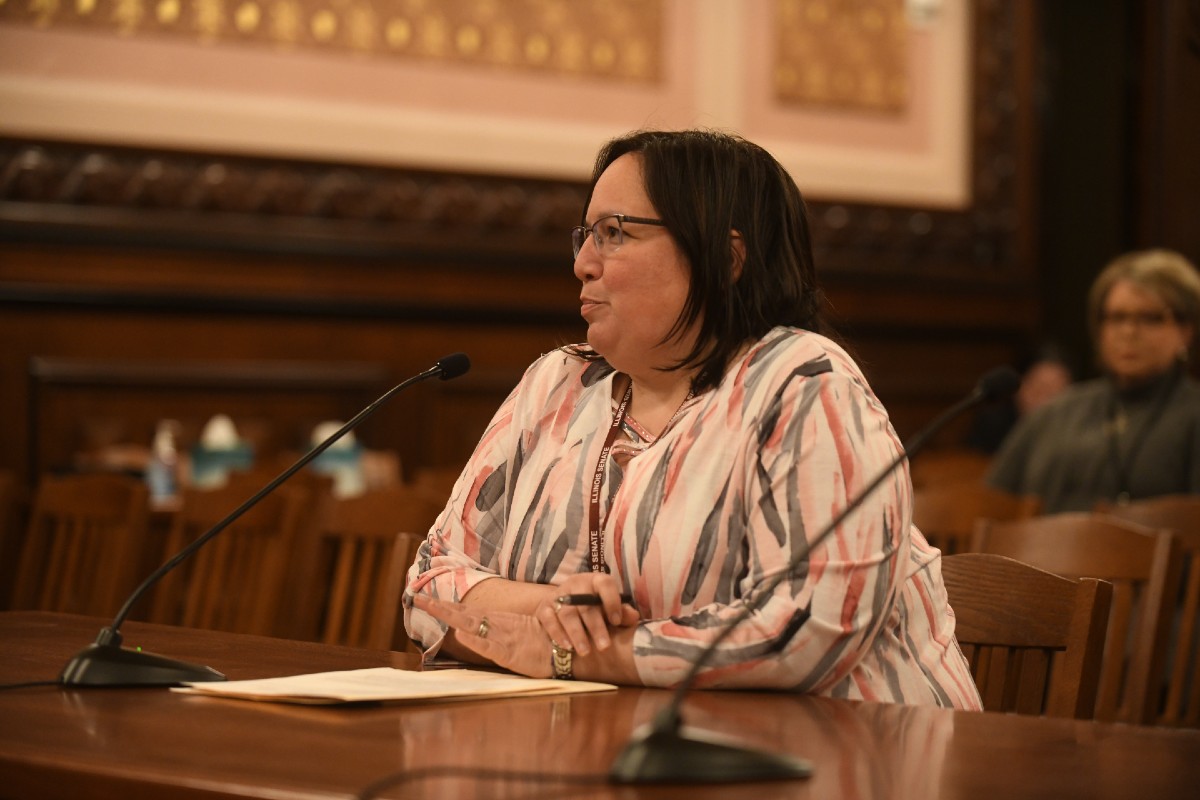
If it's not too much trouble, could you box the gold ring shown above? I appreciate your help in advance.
[553,600,563,614]
[551,642,575,679]
[477,617,490,639]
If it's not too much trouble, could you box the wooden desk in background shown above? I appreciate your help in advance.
[1,612,1198,799]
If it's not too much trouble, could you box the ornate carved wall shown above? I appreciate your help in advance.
[0,0,665,81]
[774,0,909,112]
[3,4,1018,263]
[0,0,1039,490]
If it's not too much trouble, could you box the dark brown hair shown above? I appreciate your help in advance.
[573,129,827,391]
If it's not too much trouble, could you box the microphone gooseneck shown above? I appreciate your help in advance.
[609,366,1019,784]
[60,353,471,688]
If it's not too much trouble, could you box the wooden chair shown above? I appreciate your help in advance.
[11,472,150,617]
[1099,496,1200,727]
[910,448,993,490]
[148,474,311,637]
[913,484,1041,555]
[971,513,1183,725]
[360,449,402,491]
[0,471,23,609]
[314,485,441,651]
[409,465,462,507]
[942,553,1111,718]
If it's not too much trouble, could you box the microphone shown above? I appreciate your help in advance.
[609,366,1019,784]
[60,353,471,688]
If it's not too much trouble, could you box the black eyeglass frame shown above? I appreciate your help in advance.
[1098,309,1178,329]
[571,214,666,259]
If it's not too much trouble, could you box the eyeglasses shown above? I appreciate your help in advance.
[571,214,665,259]
[1099,309,1176,329]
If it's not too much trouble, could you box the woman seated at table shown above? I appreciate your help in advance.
[404,129,981,709]
[988,249,1200,512]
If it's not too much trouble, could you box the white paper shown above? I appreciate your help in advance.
[172,667,616,705]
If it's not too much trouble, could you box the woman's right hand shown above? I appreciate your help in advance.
[533,572,639,656]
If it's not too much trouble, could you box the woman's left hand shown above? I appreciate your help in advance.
[413,594,555,678]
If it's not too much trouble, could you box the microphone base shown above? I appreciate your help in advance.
[609,723,813,784]
[60,643,226,687]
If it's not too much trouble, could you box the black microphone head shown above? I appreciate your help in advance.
[435,352,471,380]
[976,366,1021,402]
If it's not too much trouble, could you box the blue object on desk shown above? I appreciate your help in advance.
[311,441,365,496]
[190,443,254,488]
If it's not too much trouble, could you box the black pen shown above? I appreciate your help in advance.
[556,593,635,606]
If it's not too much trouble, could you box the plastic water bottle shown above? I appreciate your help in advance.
[146,420,180,503]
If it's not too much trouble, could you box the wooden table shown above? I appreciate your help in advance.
[2,611,1198,799]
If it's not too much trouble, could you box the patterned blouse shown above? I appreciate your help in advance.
[405,327,982,708]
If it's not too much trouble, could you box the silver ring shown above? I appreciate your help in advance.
[477,617,490,639]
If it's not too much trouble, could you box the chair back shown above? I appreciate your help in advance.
[972,513,1182,724]
[909,448,993,490]
[409,465,462,506]
[942,553,1111,718]
[315,485,441,651]
[150,475,310,637]
[0,471,24,609]
[913,484,1040,555]
[1099,495,1200,727]
[12,472,150,616]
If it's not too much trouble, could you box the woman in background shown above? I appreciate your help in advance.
[965,344,1074,455]
[989,249,1200,512]
[404,129,980,709]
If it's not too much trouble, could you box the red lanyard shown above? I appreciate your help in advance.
[588,383,633,573]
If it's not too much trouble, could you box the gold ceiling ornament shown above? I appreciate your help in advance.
[344,3,375,50]
[193,0,224,38]
[269,0,302,44]
[0,0,664,82]
[310,7,336,41]
[774,0,909,113]
[156,0,180,24]
[27,0,58,28]
[234,2,260,33]
[112,0,145,34]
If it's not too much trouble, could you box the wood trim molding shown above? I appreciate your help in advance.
[28,357,390,390]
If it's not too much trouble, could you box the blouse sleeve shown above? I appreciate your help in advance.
[402,376,522,654]
[630,366,913,691]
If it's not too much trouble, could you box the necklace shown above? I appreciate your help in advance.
[586,380,695,573]
[1105,371,1180,504]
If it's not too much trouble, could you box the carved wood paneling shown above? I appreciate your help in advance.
[806,0,1031,277]
[0,140,586,265]
[0,1,1040,490]
[0,2,1031,283]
